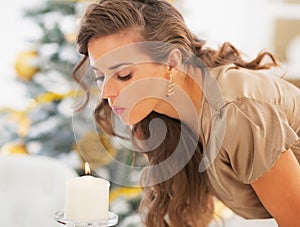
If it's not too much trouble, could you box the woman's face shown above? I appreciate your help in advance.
[88,32,170,125]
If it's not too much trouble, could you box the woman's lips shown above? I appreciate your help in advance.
[111,106,126,115]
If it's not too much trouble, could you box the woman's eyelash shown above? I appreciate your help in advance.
[117,73,132,81]
[94,72,131,85]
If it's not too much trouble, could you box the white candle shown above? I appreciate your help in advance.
[64,163,110,221]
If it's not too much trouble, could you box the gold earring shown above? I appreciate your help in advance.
[166,66,175,97]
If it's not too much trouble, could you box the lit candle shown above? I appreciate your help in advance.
[64,162,110,221]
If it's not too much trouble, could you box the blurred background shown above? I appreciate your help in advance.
[0,0,299,226]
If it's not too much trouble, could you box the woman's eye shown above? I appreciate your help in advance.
[117,73,132,81]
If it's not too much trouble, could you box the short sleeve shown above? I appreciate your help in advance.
[221,99,299,184]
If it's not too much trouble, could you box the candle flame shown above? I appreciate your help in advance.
[85,162,91,175]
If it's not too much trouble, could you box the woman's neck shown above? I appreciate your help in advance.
[154,65,203,133]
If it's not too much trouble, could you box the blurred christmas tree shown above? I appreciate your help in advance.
[0,0,84,157]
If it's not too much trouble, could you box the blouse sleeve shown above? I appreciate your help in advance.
[221,98,299,184]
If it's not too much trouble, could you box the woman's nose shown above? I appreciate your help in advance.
[100,78,118,99]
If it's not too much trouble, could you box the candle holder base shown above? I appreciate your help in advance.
[54,210,118,227]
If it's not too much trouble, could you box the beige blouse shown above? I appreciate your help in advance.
[199,64,300,219]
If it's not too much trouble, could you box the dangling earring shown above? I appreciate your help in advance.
[166,66,175,97]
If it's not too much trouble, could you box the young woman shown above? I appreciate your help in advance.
[73,0,300,226]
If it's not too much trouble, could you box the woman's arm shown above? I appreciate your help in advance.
[251,149,300,227]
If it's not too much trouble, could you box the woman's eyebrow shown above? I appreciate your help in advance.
[90,62,132,73]
[109,62,132,70]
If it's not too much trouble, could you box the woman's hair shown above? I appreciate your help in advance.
[73,0,279,226]
[76,0,278,68]
[133,112,214,226]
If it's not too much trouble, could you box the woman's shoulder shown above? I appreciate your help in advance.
[208,64,300,105]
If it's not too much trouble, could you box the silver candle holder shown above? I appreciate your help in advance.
[54,210,118,227]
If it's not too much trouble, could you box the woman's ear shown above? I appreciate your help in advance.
[167,49,182,69]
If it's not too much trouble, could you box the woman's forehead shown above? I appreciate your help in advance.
[90,41,165,73]
[88,32,142,63]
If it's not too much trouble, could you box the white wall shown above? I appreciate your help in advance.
[177,0,300,78]
[182,0,275,59]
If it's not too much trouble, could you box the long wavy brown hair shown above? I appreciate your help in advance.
[73,0,279,226]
